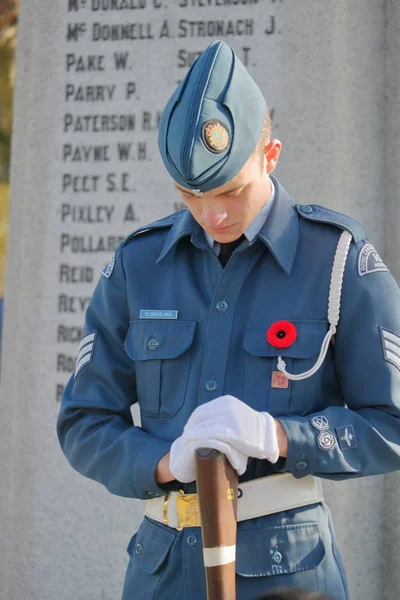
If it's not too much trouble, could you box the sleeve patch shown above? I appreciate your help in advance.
[336,425,357,450]
[381,328,400,372]
[317,430,336,451]
[75,332,97,379]
[311,416,330,431]
[358,244,388,277]
[101,252,115,279]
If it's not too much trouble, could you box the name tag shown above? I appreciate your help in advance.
[139,310,178,320]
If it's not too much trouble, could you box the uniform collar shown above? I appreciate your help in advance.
[156,209,205,264]
[156,176,299,274]
[256,176,299,274]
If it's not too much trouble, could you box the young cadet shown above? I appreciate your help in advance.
[57,40,400,599]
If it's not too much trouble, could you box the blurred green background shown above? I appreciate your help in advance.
[0,0,17,334]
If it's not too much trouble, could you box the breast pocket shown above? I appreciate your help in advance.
[124,320,197,418]
[243,320,328,416]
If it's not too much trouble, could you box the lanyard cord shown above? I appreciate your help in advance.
[277,230,353,381]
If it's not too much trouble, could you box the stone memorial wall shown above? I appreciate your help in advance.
[56,0,287,404]
[1,1,399,599]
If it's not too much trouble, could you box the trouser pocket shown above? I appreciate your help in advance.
[122,518,177,600]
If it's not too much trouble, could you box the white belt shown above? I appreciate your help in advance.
[144,473,324,530]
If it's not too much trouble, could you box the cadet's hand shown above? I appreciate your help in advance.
[183,395,280,463]
[155,451,175,484]
[169,395,280,483]
[170,435,248,483]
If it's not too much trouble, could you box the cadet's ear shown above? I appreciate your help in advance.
[264,139,282,174]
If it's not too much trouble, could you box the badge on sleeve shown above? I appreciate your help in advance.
[336,425,357,450]
[101,252,115,279]
[75,332,97,379]
[358,244,388,277]
[311,416,330,431]
[381,328,400,372]
[317,430,336,451]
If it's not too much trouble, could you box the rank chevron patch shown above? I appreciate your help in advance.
[75,332,97,378]
[381,328,400,372]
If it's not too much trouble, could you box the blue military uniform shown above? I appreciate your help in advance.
[57,41,400,599]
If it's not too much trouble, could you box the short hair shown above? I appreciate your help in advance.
[254,588,336,600]
[252,109,272,165]
[255,109,272,153]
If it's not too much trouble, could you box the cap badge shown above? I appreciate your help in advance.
[202,119,230,154]
[191,189,204,197]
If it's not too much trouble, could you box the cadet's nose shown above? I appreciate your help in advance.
[201,209,228,229]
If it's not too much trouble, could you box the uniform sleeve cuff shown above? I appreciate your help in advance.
[277,416,318,478]
[133,438,174,499]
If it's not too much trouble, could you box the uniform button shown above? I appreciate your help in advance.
[205,379,218,392]
[271,551,282,564]
[299,205,313,214]
[135,542,143,555]
[295,460,308,471]
[216,300,229,313]
[187,535,198,547]
[148,337,159,351]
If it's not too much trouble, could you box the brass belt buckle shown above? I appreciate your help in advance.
[163,490,201,530]
[176,491,201,530]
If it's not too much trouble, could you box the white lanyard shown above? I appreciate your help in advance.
[277,230,352,381]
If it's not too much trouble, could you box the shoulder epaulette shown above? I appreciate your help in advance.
[296,204,367,244]
[122,209,186,248]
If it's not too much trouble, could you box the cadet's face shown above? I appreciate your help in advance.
[175,139,281,243]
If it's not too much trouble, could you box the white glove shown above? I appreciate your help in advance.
[169,395,280,483]
[185,395,280,463]
[169,436,248,483]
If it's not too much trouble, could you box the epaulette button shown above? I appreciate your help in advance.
[299,205,313,214]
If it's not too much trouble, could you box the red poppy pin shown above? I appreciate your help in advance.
[267,320,298,349]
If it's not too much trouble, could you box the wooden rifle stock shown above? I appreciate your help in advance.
[195,448,238,600]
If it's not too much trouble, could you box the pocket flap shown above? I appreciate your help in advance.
[128,518,177,574]
[124,320,197,360]
[243,320,328,359]
[236,522,325,577]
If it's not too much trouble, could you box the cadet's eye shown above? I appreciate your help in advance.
[228,187,244,198]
